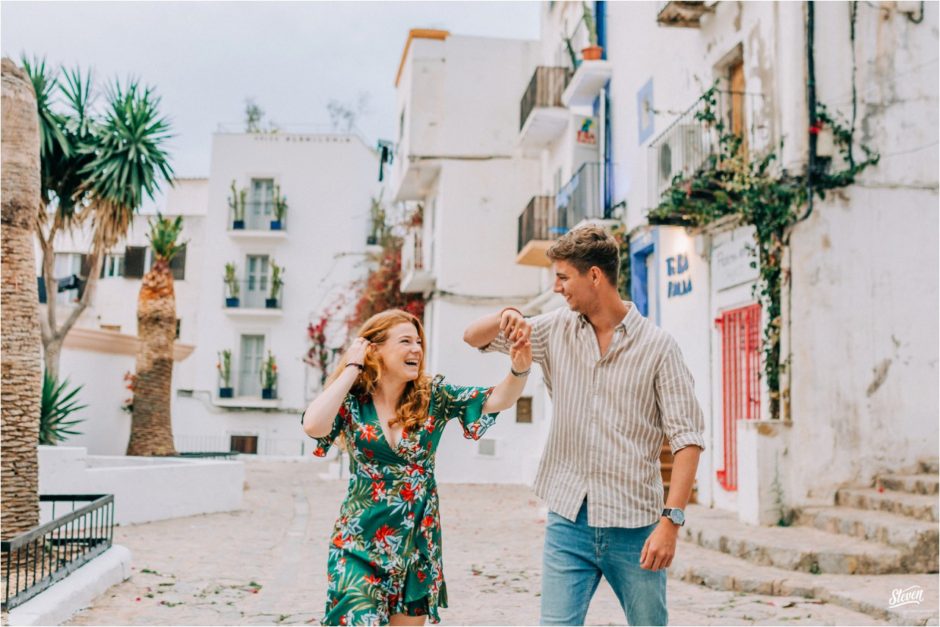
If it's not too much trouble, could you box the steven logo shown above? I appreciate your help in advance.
[888,585,924,609]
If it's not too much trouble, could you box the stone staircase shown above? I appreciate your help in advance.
[670,459,939,624]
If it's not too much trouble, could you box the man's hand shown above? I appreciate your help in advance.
[639,519,679,571]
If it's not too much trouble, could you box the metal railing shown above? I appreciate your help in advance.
[517,196,563,253]
[402,227,425,274]
[557,162,605,230]
[520,66,572,131]
[223,279,284,310]
[229,201,287,232]
[2,494,114,610]
[175,435,306,457]
[647,90,769,209]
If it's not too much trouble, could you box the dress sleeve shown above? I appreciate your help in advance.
[438,379,499,441]
[304,395,353,457]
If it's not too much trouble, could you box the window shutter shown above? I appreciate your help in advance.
[170,244,187,281]
[124,246,146,278]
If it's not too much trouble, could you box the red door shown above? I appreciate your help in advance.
[715,303,761,491]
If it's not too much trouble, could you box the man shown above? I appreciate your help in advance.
[463,224,705,626]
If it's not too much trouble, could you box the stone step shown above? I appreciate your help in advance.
[921,459,939,474]
[683,505,906,575]
[837,487,939,522]
[796,506,938,572]
[879,473,940,496]
[670,542,938,625]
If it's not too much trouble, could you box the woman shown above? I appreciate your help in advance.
[302,309,531,626]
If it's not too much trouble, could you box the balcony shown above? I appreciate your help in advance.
[222,279,284,317]
[400,227,435,293]
[228,201,288,240]
[518,66,571,156]
[657,1,715,27]
[389,142,441,202]
[647,90,768,209]
[561,59,613,109]
[557,162,605,230]
[516,196,562,267]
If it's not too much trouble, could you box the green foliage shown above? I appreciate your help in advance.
[261,351,278,390]
[272,184,288,222]
[147,213,185,263]
[40,371,87,445]
[610,222,632,300]
[224,262,240,299]
[228,181,246,221]
[217,350,232,387]
[648,84,879,419]
[582,2,598,46]
[269,261,284,300]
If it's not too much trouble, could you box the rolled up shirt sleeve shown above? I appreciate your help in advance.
[655,338,706,454]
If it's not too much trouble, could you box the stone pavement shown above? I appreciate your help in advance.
[66,460,891,625]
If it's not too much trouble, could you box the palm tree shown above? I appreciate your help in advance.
[126,214,183,456]
[23,58,174,382]
[1,58,43,536]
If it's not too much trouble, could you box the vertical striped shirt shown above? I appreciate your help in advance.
[483,301,705,528]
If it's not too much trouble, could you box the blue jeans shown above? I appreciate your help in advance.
[540,501,667,626]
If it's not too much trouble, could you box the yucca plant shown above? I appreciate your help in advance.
[224,262,240,301]
[268,261,284,305]
[40,372,87,445]
[228,180,246,225]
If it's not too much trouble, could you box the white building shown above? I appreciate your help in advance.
[503,0,937,524]
[389,29,548,483]
[43,132,380,459]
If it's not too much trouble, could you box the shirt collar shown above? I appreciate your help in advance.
[577,301,641,334]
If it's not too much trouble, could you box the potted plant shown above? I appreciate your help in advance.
[229,180,246,229]
[581,2,603,61]
[217,350,233,398]
[261,351,277,399]
[367,194,385,246]
[271,184,287,231]
[224,262,240,307]
[267,261,284,308]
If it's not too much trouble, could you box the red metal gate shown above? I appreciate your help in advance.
[714,303,761,491]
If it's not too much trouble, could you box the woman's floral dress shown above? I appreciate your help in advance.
[308,375,498,626]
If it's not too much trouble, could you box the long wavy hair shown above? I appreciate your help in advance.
[327,309,432,431]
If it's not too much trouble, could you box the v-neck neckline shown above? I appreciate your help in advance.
[368,398,407,453]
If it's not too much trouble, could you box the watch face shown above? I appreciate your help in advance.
[672,509,685,525]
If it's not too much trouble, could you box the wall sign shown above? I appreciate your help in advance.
[713,237,759,291]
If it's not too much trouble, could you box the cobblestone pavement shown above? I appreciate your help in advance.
[66,460,887,626]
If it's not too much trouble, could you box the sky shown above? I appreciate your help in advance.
[2,1,541,179]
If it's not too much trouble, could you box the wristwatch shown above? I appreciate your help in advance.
[662,508,686,527]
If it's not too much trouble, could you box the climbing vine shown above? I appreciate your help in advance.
[647,84,879,419]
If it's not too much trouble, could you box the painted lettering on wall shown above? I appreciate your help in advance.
[666,253,692,298]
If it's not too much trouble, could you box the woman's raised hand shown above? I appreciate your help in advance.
[510,337,532,373]
[344,337,370,366]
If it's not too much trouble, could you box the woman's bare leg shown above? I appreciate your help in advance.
[389,614,426,626]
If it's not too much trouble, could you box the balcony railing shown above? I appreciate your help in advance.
[647,90,768,209]
[517,196,561,253]
[520,66,571,131]
[229,201,287,232]
[557,162,605,230]
[401,227,435,293]
[223,279,284,310]
[2,495,114,610]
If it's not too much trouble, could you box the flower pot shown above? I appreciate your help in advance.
[219,387,234,398]
[261,388,275,400]
[265,298,279,309]
[270,220,282,231]
[225,297,240,308]
[232,219,245,230]
[581,46,603,61]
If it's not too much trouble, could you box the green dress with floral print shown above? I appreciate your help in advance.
[307,375,498,626]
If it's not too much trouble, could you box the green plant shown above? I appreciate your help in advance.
[269,261,284,300]
[147,213,185,263]
[368,194,387,243]
[217,350,232,387]
[224,262,240,299]
[273,184,288,222]
[40,371,87,445]
[610,222,632,301]
[582,2,598,46]
[648,83,879,419]
[261,351,278,390]
[228,180,246,222]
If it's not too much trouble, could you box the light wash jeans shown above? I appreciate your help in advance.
[540,500,668,626]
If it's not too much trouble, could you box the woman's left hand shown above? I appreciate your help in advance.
[510,338,532,373]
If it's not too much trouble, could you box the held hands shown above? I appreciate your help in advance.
[499,308,531,347]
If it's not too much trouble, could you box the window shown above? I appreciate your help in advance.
[249,179,275,229]
[230,435,258,454]
[239,335,265,397]
[246,255,270,308]
[169,244,187,281]
[124,246,147,279]
[100,253,125,278]
[515,397,533,423]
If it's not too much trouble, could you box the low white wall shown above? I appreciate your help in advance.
[39,446,244,525]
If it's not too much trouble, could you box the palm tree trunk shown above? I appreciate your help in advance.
[126,261,177,456]
[1,58,43,536]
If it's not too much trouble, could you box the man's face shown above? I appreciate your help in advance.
[553,260,595,313]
